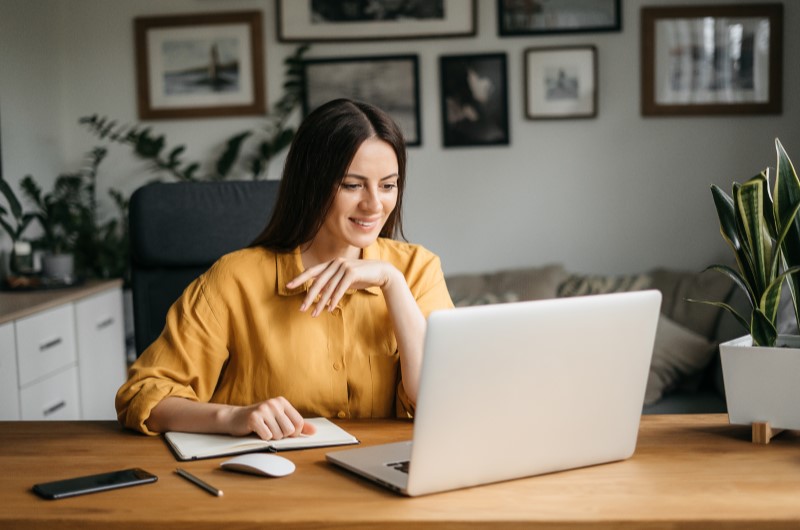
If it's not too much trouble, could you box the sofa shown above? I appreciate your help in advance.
[444,264,745,414]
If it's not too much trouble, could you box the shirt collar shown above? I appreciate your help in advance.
[277,242,382,297]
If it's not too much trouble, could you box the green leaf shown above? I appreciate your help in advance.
[216,132,251,178]
[751,308,778,346]
[687,298,750,334]
[0,179,23,220]
[736,178,771,293]
[703,264,756,309]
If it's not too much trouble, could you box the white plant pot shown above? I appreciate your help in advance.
[720,334,800,430]
[41,253,75,282]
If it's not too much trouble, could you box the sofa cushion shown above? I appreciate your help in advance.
[445,264,568,307]
[649,268,734,340]
[644,314,717,406]
[557,273,651,297]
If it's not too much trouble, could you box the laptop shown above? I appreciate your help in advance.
[326,290,662,496]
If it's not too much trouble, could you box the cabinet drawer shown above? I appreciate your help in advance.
[0,322,20,420]
[20,365,81,420]
[16,304,77,386]
[75,288,126,420]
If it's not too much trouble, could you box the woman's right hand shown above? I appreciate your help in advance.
[145,395,318,439]
[223,396,317,440]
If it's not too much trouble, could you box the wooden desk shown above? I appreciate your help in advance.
[2,414,800,529]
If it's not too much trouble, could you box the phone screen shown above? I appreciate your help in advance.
[32,468,158,500]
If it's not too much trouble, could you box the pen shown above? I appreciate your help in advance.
[175,468,223,497]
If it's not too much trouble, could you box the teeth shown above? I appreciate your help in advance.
[352,219,376,227]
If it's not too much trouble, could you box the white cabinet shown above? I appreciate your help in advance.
[0,280,126,421]
[0,322,20,420]
[75,288,127,420]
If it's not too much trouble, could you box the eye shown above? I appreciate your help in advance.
[382,182,398,191]
[341,182,363,191]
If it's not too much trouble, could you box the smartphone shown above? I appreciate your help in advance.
[32,468,158,500]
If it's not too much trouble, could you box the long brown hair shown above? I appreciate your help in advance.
[251,99,407,252]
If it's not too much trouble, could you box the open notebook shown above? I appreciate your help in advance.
[164,417,358,461]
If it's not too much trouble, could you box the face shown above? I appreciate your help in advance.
[314,138,399,258]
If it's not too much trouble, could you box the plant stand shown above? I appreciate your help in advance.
[752,421,784,444]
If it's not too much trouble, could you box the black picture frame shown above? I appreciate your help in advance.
[134,11,265,120]
[440,53,509,148]
[278,0,477,42]
[303,55,422,146]
[498,0,621,36]
[641,4,783,116]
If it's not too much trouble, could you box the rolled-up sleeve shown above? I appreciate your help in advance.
[115,276,229,435]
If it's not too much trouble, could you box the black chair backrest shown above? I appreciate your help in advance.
[129,180,280,356]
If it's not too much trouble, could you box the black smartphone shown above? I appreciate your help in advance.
[32,468,158,500]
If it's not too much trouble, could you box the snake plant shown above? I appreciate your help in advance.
[697,139,800,346]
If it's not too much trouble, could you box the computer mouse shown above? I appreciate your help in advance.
[220,454,296,477]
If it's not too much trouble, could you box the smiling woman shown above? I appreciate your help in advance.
[115,98,454,440]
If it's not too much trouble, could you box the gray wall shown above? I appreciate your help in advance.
[2,0,799,276]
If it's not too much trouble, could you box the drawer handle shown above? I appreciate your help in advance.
[43,400,67,417]
[96,317,115,330]
[39,337,63,351]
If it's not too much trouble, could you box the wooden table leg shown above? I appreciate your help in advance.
[752,421,784,444]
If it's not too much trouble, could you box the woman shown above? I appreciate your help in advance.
[116,99,454,440]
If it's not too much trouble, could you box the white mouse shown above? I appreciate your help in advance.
[220,453,296,477]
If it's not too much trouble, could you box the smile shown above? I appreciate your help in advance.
[350,218,379,228]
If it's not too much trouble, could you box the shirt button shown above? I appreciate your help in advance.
[337,411,347,419]
[333,362,342,371]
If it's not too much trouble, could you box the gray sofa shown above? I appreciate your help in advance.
[444,265,741,414]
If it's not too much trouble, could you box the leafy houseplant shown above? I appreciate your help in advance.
[698,138,800,437]
[699,139,800,346]
[0,178,38,274]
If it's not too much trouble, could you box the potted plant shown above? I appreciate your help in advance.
[0,178,39,276]
[697,138,800,438]
[19,172,91,283]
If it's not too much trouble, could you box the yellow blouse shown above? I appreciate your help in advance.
[116,238,454,434]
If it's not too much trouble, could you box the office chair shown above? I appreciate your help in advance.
[129,180,280,356]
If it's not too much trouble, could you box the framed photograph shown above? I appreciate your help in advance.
[277,0,476,42]
[134,11,265,120]
[641,4,783,116]
[525,46,597,120]
[303,55,421,146]
[498,0,621,36]
[440,53,509,148]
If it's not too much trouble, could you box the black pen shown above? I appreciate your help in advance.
[175,468,223,497]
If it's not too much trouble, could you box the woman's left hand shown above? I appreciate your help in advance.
[287,258,401,317]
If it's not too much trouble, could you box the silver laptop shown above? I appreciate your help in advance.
[326,290,662,496]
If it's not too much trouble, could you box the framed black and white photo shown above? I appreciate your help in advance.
[303,55,421,146]
[525,46,597,120]
[498,0,621,36]
[440,53,509,148]
[134,11,265,120]
[641,4,782,116]
[277,0,476,42]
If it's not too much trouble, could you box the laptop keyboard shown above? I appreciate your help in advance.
[386,460,410,474]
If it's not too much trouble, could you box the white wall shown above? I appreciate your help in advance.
[2,0,799,276]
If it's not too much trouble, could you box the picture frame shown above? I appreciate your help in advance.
[440,53,509,148]
[303,55,422,146]
[134,11,265,120]
[498,0,621,36]
[277,0,476,42]
[641,4,783,116]
[524,46,597,120]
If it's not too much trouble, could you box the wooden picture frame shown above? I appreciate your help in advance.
[525,46,597,120]
[498,0,621,36]
[440,53,509,148]
[277,0,476,42]
[134,11,265,120]
[641,4,783,116]
[303,55,422,146]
